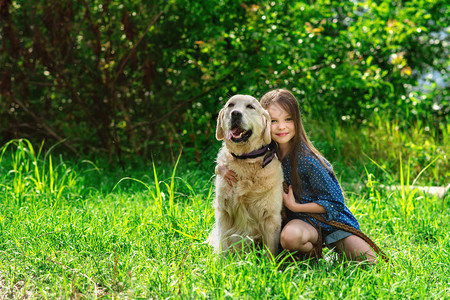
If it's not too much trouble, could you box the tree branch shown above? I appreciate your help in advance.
[128,66,236,132]
[12,96,79,156]
[112,8,164,87]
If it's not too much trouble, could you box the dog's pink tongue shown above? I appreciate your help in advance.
[226,130,232,140]
[232,128,241,135]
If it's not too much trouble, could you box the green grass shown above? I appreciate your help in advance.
[0,129,449,298]
[309,114,449,186]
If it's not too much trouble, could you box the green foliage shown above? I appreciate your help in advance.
[0,0,448,161]
[308,112,449,186]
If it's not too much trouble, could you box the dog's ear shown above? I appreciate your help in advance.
[216,108,225,140]
[262,109,272,144]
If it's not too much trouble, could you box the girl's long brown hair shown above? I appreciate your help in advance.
[260,89,334,195]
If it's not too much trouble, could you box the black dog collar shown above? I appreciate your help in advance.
[231,141,277,168]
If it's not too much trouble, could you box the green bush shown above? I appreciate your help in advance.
[1,0,448,161]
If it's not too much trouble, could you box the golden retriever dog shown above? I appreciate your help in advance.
[209,95,283,256]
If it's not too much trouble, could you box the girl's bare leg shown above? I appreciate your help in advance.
[332,235,377,263]
[280,219,319,253]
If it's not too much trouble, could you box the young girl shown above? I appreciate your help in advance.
[216,89,377,263]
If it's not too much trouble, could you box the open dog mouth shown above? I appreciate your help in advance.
[227,126,252,143]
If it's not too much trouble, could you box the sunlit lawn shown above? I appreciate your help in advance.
[0,135,448,299]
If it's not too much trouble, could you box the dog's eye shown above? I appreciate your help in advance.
[247,104,255,109]
[228,103,235,108]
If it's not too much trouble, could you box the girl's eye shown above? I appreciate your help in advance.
[247,104,255,109]
[271,120,277,123]
[286,118,293,121]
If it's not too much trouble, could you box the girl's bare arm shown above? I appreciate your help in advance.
[282,185,326,213]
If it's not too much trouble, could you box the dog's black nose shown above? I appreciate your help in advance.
[231,111,242,118]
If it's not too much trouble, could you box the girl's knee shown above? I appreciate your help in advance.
[280,230,294,250]
[280,226,300,250]
[280,224,310,251]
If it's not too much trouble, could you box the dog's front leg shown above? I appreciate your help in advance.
[215,208,235,253]
[263,217,282,257]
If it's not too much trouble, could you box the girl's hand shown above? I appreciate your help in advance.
[282,185,297,211]
[282,185,327,214]
[215,164,238,186]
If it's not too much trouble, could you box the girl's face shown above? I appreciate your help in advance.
[267,103,295,146]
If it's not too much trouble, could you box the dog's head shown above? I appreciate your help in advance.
[216,95,271,153]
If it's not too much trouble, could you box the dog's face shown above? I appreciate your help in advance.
[216,95,271,149]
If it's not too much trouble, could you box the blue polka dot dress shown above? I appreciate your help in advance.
[281,145,361,245]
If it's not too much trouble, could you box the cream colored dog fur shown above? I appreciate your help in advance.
[209,95,283,256]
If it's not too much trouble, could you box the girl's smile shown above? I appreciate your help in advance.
[267,103,295,148]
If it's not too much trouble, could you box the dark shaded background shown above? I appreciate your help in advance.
[1,0,448,165]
